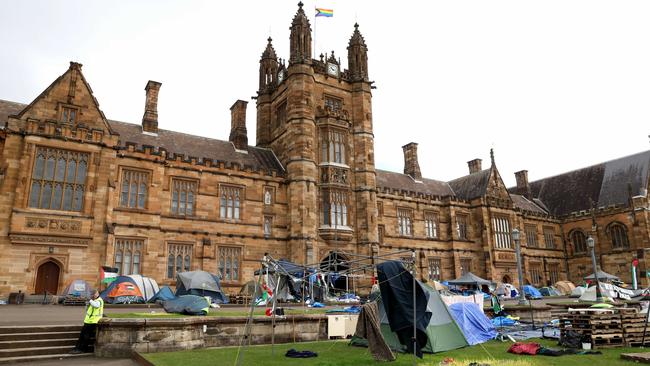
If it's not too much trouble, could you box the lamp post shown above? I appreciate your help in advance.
[511,228,529,305]
[587,236,603,303]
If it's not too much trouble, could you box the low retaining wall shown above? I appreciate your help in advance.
[95,315,327,357]
[485,305,552,323]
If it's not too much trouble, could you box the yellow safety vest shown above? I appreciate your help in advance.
[84,297,104,324]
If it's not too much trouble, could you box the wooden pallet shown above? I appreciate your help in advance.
[592,333,624,348]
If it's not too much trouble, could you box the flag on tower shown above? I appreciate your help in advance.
[315,8,333,17]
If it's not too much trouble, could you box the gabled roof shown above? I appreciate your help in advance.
[447,169,491,200]
[0,99,24,128]
[110,120,284,174]
[510,194,547,214]
[522,150,650,216]
[376,169,454,196]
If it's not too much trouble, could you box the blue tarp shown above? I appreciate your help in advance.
[448,302,497,345]
[523,285,542,299]
[150,286,175,303]
[162,295,209,315]
[492,316,517,327]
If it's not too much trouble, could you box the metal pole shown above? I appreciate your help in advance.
[512,229,528,306]
[587,236,603,303]
[412,249,417,366]
[270,273,281,356]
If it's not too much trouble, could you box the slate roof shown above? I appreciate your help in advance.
[522,150,650,216]
[0,99,284,174]
[447,169,491,200]
[376,169,454,197]
[510,194,546,214]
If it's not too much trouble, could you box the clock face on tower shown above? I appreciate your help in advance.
[327,62,339,76]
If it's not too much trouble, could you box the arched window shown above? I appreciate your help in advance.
[571,230,587,254]
[610,223,629,249]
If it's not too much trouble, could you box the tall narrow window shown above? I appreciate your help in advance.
[460,258,472,275]
[571,230,587,254]
[428,258,442,281]
[264,216,273,237]
[218,247,242,281]
[457,215,469,241]
[378,225,385,244]
[220,186,242,220]
[377,201,384,216]
[114,238,143,275]
[120,169,149,209]
[398,208,413,237]
[29,147,88,211]
[529,262,543,286]
[61,106,78,123]
[425,212,439,239]
[492,216,511,248]
[548,263,560,284]
[167,243,192,279]
[320,129,347,164]
[543,227,556,249]
[274,101,287,129]
[321,190,349,227]
[610,223,629,249]
[525,225,538,248]
[324,96,342,111]
[171,179,197,216]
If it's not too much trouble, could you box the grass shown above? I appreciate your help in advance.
[105,307,328,318]
[143,338,640,366]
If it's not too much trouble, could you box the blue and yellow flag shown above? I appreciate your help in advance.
[315,8,333,17]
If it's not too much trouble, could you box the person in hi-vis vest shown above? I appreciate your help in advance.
[70,290,103,354]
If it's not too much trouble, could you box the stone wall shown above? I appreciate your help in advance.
[95,315,327,357]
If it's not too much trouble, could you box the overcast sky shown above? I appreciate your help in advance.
[1,1,649,187]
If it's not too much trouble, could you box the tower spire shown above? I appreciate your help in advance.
[289,1,312,64]
[259,37,279,93]
[347,23,368,81]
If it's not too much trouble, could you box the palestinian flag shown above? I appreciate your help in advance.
[101,266,118,284]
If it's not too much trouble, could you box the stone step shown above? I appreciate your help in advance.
[0,325,81,335]
[0,331,79,342]
[0,352,91,364]
[0,345,77,358]
[0,338,77,349]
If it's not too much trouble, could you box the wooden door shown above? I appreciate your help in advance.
[35,261,60,295]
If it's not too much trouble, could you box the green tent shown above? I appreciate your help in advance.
[351,283,468,353]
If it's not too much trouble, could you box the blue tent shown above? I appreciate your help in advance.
[162,295,209,315]
[448,302,497,345]
[523,285,542,299]
[150,286,175,303]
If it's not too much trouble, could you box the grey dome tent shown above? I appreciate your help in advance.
[584,270,620,282]
[175,270,228,304]
[447,272,492,287]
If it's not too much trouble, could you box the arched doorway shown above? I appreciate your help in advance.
[35,260,60,295]
[320,252,350,291]
[502,275,512,284]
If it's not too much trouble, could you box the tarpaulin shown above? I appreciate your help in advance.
[448,302,497,345]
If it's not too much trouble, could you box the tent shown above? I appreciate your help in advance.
[351,261,468,354]
[150,286,176,303]
[554,281,575,296]
[570,286,587,298]
[431,281,448,291]
[176,271,228,304]
[61,279,94,298]
[539,286,560,297]
[447,272,491,287]
[584,270,620,283]
[523,285,542,299]
[448,302,497,345]
[254,259,316,303]
[496,283,518,298]
[125,275,159,302]
[162,295,209,315]
[101,278,145,304]
[579,284,634,302]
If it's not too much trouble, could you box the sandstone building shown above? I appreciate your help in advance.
[0,3,648,297]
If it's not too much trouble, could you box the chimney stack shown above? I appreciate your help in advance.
[142,80,162,133]
[402,142,422,180]
[515,170,531,198]
[229,100,249,150]
[467,159,482,174]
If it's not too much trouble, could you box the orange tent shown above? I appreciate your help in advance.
[107,282,143,299]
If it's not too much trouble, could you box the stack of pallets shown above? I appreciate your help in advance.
[560,309,624,348]
[620,308,650,347]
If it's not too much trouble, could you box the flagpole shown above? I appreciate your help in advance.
[313,7,317,59]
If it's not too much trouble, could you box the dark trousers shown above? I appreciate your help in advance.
[75,323,97,352]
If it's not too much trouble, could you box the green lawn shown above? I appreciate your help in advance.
[143,338,640,366]
[105,307,328,318]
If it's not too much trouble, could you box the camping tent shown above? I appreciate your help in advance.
[579,284,634,302]
[584,270,620,282]
[61,279,94,298]
[125,274,159,302]
[447,272,491,287]
[351,261,468,354]
[101,277,145,304]
[431,281,448,291]
[539,286,561,297]
[254,259,316,303]
[554,281,575,296]
[570,286,587,298]
[150,286,176,303]
[176,271,228,304]
[162,295,209,315]
[523,285,542,299]
[448,302,497,345]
